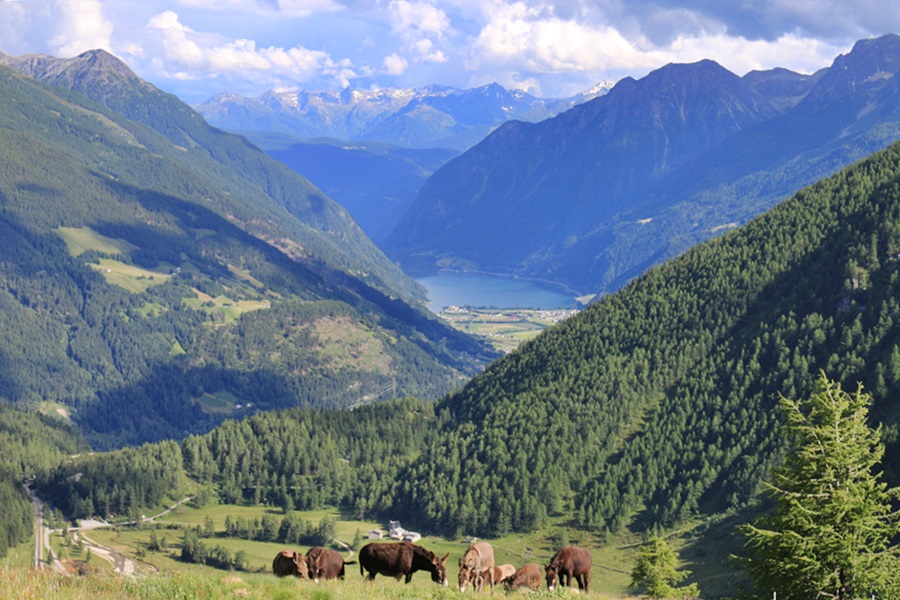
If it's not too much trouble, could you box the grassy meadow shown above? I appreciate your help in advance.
[7,499,751,598]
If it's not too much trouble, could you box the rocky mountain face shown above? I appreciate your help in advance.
[383,34,900,296]
[194,81,614,151]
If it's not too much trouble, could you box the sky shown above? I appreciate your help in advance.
[0,0,897,104]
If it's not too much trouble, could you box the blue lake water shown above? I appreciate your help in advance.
[417,272,575,312]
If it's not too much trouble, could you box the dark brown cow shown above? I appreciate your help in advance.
[546,545,592,592]
[502,563,542,590]
[359,541,449,585]
[272,549,309,578]
[458,541,494,592]
[306,547,357,581]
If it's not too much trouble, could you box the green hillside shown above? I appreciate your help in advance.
[398,138,900,537]
[0,402,87,559]
[1,49,421,301]
[0,63,493,448]
[29,140,900,597]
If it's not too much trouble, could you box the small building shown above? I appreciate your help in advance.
[367,529,383,540]
[403,532,421,543]
[388,520,406,540]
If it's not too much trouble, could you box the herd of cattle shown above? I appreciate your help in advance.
[273,540,593,593]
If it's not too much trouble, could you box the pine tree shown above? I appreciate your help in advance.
[630,534,699,598]
[740,374,900,599]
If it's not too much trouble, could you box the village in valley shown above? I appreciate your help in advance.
[437,306,580,352]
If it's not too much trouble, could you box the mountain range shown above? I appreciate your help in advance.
[194,82,614,152]
[383,34,900,297]
[195,82,612,243]
[0,50,494,448]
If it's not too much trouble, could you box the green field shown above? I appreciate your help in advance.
[438,307,579,352]
[57,227,138,257]
[88,259,174,293]
[193,391,251,416]
[29,501,738,598]
[182,289,272,323]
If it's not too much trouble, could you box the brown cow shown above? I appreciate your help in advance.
[359,541,449,585]
[272,549,309,578]
[306,547,357,581]
[502,563,542,590]
[458,541,495,592]
[546,545,592,592]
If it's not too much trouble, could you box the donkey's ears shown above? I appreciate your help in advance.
[440,553,450,564]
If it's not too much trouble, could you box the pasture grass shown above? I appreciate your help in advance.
[24,501,750,597]
[182,290,271,324]
[88,259,173,293]
[0,567,637,599]
[56,227,137,257]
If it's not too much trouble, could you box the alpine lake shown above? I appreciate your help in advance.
[416,271,591,353]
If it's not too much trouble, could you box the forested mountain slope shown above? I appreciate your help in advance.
[0,62,493,448]
[45,140,900,548]
[0,402,87,558]
[385,34,900,297]
[0,49,420,302]
[393,139,900,535]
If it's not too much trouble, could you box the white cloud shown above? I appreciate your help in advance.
[471,2,663,74]
[145,10,351,88]
[0,2,29,54]
[175,0,340,18]
[389,0,451,39]
[383,52,408,75]
[466,0,848,91]
[48,0,114,56]
[662,32,847,76]
[413,39,447,63]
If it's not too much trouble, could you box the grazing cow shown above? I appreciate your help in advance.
[359,541,449,585]
[546,545,592,593]
[306,547,357,581]
[458,541,495,592]
[502,563,542,591]
[272,549,309,578]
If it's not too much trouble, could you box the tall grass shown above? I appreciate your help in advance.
[0,568,631,599]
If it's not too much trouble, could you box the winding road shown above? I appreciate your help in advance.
[28,487,194,576]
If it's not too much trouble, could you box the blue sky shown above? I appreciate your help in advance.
[0,0,896,104]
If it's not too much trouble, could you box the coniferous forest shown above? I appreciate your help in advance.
[22,140,900,593]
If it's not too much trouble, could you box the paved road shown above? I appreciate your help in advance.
[28,484,43,568]
[25,483,67,575]
[66,496,194,576]
[27,488,194,577]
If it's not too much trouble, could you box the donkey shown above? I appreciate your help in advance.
[359,541,449,585]
[458,541,495,592]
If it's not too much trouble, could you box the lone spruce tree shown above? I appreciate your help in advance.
[631,534,700,598]
[740,374,900,599]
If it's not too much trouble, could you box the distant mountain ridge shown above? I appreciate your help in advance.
[383,34,900,296]
[194,81,614,151]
